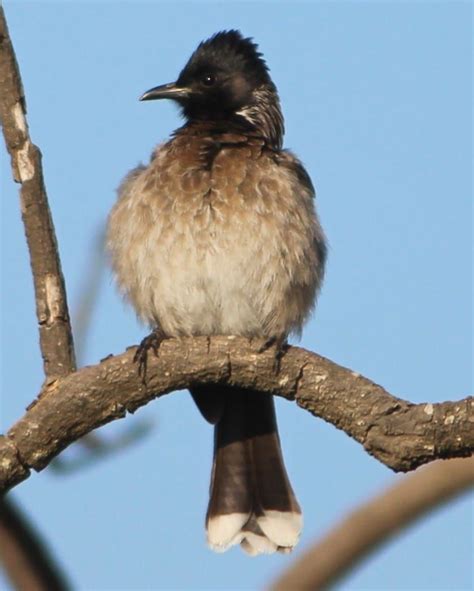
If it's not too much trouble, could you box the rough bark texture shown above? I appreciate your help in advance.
[270,456,474,591]
[0,336,472,494]
[0,8,76,379]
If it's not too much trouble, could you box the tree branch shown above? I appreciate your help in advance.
[0,6,76,380]
[270,456,474,590]
[1,8,77,588]
[0,336,472,494]
[0,497,70,591]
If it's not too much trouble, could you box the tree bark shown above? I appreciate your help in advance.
[1,336,472,494]
[0,6,76,380]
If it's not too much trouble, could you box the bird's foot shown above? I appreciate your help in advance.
[258,335,288,374]
[134,327,167,382]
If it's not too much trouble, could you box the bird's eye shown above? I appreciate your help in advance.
[202,74,216,86]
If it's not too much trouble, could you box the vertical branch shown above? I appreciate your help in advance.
[1,7,75,589]
[0,7,76,379]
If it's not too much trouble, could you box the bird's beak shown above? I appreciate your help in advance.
[139,82,191,102]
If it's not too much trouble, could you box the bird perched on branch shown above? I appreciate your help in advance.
[107,30,326,555]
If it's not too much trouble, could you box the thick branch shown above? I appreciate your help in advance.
[0,337,472,494]
[0,6,76,379]
[270,456,474,591]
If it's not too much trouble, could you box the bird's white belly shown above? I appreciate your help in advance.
[137,203,282,337]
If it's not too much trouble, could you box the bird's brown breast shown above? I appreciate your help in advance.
[107,128,324,337]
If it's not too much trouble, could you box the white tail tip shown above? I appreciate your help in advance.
[240,531,278,556]
[207,513,249,552]
[257,510,303,549]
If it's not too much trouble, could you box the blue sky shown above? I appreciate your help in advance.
[1,2,472,590]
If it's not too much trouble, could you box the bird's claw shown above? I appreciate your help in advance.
[134,328,167,383]
[258,335,288,374]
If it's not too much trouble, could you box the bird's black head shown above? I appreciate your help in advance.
[140,30,284,148]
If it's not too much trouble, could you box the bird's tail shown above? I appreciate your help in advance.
[190,386,302,555]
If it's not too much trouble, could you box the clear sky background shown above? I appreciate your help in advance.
[1,2,472,590]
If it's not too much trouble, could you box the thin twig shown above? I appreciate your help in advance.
[270,456,474,590]
[72,224,106,363]
[50,418,154,474]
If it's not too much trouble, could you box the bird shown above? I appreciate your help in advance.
[106,30,327,555]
